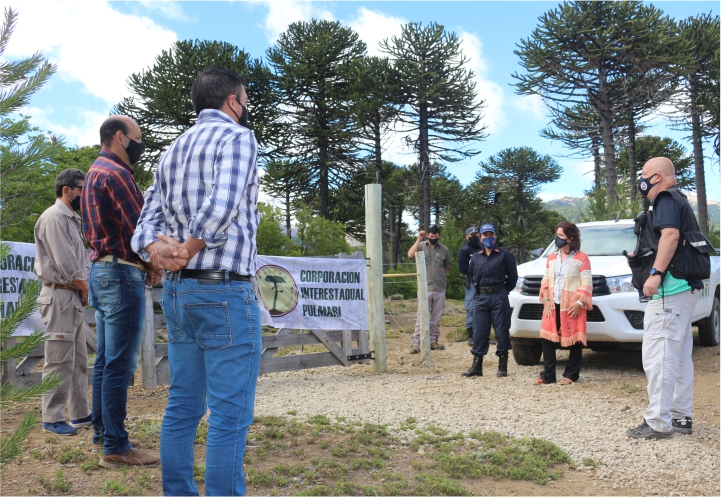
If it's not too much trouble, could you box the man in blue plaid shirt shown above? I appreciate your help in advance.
[132,67,261,496]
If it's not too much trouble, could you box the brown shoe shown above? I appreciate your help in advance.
[100,448,159,468]
[409,347,420,354]
[94,439,141,452]
[430,343,445,350]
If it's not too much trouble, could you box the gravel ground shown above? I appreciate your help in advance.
[255,341,720,496]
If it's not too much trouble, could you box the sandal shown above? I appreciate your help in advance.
[560,378,574,385]
[534,378,548,385]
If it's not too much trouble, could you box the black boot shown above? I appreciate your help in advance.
[461,356,483,377]
[466,328,473,346]
[497,353,508,377]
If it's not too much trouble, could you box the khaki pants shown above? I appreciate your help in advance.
[38,286,91,423]
[642,290,700,433]
[413,290,446,347]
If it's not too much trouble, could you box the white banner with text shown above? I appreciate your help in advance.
[1,241,45,336]
[256,255,368,330]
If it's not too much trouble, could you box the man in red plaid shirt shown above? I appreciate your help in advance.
[80,115,161,468]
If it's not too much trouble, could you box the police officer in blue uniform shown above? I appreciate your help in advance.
[458,226,481,346]
[462,223,518,378]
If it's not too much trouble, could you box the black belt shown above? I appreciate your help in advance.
[172,269,251,282]
[475,284,506,295]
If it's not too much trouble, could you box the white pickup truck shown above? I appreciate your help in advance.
[509,220,720,365]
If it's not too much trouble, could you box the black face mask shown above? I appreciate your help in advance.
[123,135,146,165]
[70,193,81,211]
[230,96,249,128]
[637,174,657,197]
[468,235,481,248]
[555,236,568,248]
[428,237,439,245]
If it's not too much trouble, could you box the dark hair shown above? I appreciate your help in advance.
[191,67,246,115]
[427,224,441,235]
[99,116,128,146]
[556,221,581,252]
[55,168,86,198]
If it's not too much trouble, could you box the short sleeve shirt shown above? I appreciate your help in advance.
[418,241,451,292]
[652,192,692,297]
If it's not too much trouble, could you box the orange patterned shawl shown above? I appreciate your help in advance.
[539,251,593,346]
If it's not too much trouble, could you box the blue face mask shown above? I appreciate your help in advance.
[481,237,496,249]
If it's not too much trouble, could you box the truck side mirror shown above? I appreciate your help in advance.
[530,248,544,260]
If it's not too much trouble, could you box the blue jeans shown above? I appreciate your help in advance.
[89,260,145,455]
[464,285,474,330]
[160,277,262,496]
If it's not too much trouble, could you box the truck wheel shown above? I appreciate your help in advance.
[698,293,719,347]
[512,341,542,366]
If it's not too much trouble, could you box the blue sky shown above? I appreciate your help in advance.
[4,0,719,204]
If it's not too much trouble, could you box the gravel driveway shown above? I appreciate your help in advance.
[255,339,720,496]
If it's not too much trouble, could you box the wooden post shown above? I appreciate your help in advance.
[140,287,157,389]
[415,252,433,367]
[365,183,387,373]
[1,336,17,385]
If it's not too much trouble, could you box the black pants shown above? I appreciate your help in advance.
[540,304,583,382]
[471,292,511,357]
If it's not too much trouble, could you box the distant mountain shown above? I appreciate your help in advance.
[544,194,720,225]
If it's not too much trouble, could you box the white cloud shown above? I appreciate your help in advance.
[256,0,334,44]
[537,192,577,202]
[348,7,406,57]
[139,1,193,22]
[5,0,177,105]
[512,94,546,121]
[22,106,107,147]
[458,30,505,136]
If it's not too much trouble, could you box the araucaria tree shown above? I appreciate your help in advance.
[514,1,681,209]
[115,39,281,187]
[267,20,367,217]
[381,22,486,231]
[669,13,720,234]
[0,7,62,235]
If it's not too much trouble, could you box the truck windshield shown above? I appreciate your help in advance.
[541,225,637,257]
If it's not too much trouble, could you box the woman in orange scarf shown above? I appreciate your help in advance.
[535,222,593,385]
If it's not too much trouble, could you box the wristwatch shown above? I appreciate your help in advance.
[649,268,665,277]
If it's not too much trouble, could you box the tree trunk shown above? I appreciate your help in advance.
[319,132,329,216]
[628,113,638,204]
[389,204,397,269]
[597,64,618,211]
[418,104,431,230]
[394,200,404,267]
[689,75,709,233]
[374,113,383,184]
[592,134,602,191]
[285,190,292,238]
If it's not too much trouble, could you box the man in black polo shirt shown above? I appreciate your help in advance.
[462,223,518,378]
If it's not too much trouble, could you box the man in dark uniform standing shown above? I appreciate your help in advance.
[462,223,517,378]
[458,227,481,346]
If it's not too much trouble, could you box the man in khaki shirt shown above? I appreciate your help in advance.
[408,224,451,352]
[34,168,91,436]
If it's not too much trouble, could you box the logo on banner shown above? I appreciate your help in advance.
[256,265,298,316]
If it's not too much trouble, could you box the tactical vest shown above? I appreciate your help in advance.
[628,187,710,289]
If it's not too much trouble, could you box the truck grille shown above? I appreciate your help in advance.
[518,304,605,322]
[520,275,610,296]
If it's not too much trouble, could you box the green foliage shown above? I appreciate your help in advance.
[115,39,281,187]
[472,147,562,262]
[381,21,486,229]
[267,20,367,216]
[514,1,687,206]
[101,479,130,496]
[1,145,99,243]
[38,469,71,493]
[295,209,350,256]
[1,242,60,465]
[0,7,63,237]
[257,203,299,256]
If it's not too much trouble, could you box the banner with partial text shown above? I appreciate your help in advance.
[256,255,368,330]
[1,241,45,336]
